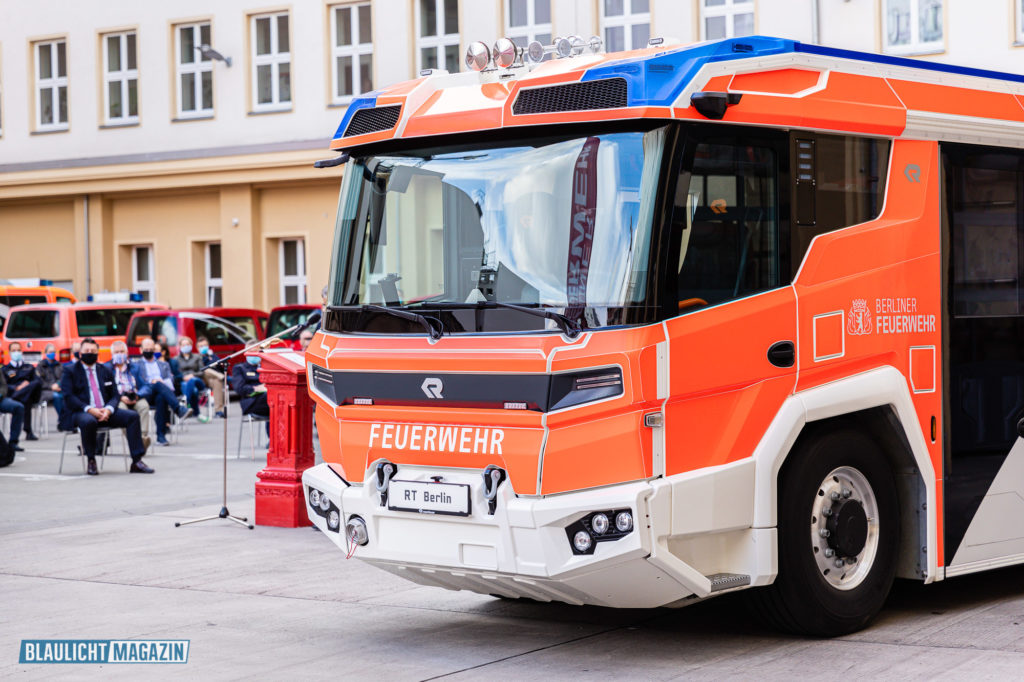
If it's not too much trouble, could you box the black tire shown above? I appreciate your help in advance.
[751,428,899,636]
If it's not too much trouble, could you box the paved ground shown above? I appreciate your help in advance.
[3,409,1024,680]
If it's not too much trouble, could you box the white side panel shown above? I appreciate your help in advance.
[949,439,1024,570]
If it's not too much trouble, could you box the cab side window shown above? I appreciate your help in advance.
[676,141,781,310]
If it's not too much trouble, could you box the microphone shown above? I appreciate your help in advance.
[298,311,322,331]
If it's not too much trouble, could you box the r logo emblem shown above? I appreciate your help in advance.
[421,378,443,399]
[904,163,921,183]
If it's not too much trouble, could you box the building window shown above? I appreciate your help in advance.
[35,40,68,131]
[601,0,650,53]
[132,245,155,301]
[206,243,223,306]
[280,239,307,304]
[701,0,755,40]
[506,0,551,52]
[251,11,291,110]
[331,3,373,103]
[883,0,943,55]
[103,32,138,125]
[176,22,213,118]
[1019,0,1024,44]
[416,0,459,72]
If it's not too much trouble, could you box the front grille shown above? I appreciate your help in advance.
[512,78,628,115]
[343,105,402,137]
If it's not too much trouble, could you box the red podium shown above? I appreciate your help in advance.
[254,348,314,527]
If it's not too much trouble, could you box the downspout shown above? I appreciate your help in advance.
[811,0,821,44]
[84,195,91,297]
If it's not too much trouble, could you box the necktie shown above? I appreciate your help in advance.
[88,367,103,409]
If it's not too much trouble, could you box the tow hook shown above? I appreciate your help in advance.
[482,465,506,515]
[375,461,397,506]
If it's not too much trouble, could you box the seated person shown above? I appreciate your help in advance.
[132,338,190,446]
[106,341,151,451]
[2,342,42,441]
[59,338,152,476]
[62,341,82,369]
[299,330,314,352]
[196,337,226,419]
[231,355,269,430]
[0,369,26,452]
[36,343,65,418]
[171,336,206,418]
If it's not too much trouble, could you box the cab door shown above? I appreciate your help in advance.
[662,126,798,476]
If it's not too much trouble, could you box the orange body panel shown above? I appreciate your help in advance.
[888,79,1024,122]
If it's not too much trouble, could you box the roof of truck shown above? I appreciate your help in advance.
[329,35,1024,152]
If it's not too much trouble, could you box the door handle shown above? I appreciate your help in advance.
[767,340,795,368]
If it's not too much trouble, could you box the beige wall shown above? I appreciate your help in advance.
[0,200,77,284]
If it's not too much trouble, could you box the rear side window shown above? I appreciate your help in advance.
[127,315,179,346]
[224,317,259,340]
[6,310,60,338]
[75,308,138,337]
[790,134,890,276]
[193,319,247,346]
[0,295,47,307]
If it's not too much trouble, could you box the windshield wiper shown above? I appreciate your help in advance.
[349,304,444,340]
[406,301,581,339]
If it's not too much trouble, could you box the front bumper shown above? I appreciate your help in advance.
[302,463,737,608]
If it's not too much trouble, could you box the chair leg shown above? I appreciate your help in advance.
[122,429,130,472]
[249,418,256,462]
[236,415,244,459]
[99,431,107,471]
[58,431,68,474]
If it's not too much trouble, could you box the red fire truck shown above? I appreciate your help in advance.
[302,35,1024,635]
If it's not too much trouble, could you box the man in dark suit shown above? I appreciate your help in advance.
[132,337,190,446]
[60,338,153,476]
[3,342,42,441]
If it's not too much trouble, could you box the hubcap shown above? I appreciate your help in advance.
[810,466,879,590]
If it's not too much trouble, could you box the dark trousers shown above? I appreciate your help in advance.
[0,397,24,444]
[241,393,270,436]
[71,408,146,460]
[141,382,178,440]
[182,377,206,414]
[9,379,41,435]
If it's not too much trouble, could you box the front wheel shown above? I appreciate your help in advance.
[753,428,900,636]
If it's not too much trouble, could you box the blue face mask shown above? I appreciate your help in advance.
[246,355,261,367]
[199,346,210,355]
[112,352,128,365]
[180,344,192,354]
[45,352,56,361]
[10,351,23,363]
[154,352,163,359]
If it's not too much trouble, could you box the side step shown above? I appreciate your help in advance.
[707,573,751,592]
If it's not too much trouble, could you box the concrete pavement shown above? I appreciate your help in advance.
[3,409,1024,680]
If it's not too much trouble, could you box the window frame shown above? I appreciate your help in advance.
[1017,0,1024,45]
[329,2,374,104]
[415,0,460,73]
[132,245,155,302]
[205,242,223,307]
[882,0,945,56]
[699,0,756,41]
[600,0,652,53]
[250,11,292,112]
[279,238,308,305]
[35,39,69,132]
[102,31,139,126]
[175,21,214,119]
[504,0,552,52]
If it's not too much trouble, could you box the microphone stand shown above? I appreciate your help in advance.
[175,315,320,530]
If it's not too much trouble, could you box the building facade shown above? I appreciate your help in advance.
[0,0,1021,306]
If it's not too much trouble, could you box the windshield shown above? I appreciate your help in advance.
[6,310,59,338]
[128,315,178,347]
[75,308,138,337]
[327,126,668,335]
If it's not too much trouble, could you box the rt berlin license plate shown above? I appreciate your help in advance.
[388,480,471,516]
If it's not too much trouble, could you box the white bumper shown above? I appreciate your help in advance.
[303,463,769,608]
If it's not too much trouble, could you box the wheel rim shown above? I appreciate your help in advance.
[810,465,879,591]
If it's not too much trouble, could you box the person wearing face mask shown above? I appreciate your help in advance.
[59,338,151,476]
[36,343,65,422]
[63,341,82,370]
[230,353,270,424]
[131,337,190,446]
[196,337,226,418]
[171,336,206,419]
[105,340,151,451]
[0,365,27,451]
[2,342,42,442]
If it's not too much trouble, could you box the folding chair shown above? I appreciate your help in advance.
[32,400,49,437]
[59,426,129,474]
[237,413,270,461]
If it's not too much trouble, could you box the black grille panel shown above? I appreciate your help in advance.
[512,78,628,115]
[344,105,402,137]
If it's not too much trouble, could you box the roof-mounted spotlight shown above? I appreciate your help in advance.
[555,36,573,58]
[465,41,491,71]
[526,40,546,63]
[492,37,520,68]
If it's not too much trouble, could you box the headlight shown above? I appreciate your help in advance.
[309,489,321,507]
[591,513,609,535]
[573,531,592,553]
[615,511,633,533]
[318,493,331,512]
[327,510,340,530]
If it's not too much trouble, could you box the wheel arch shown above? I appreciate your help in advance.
[753,366,939,582]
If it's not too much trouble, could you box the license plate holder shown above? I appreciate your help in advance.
[387,479,471,517]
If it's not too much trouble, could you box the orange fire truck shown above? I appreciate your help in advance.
[302,35,1024,635]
